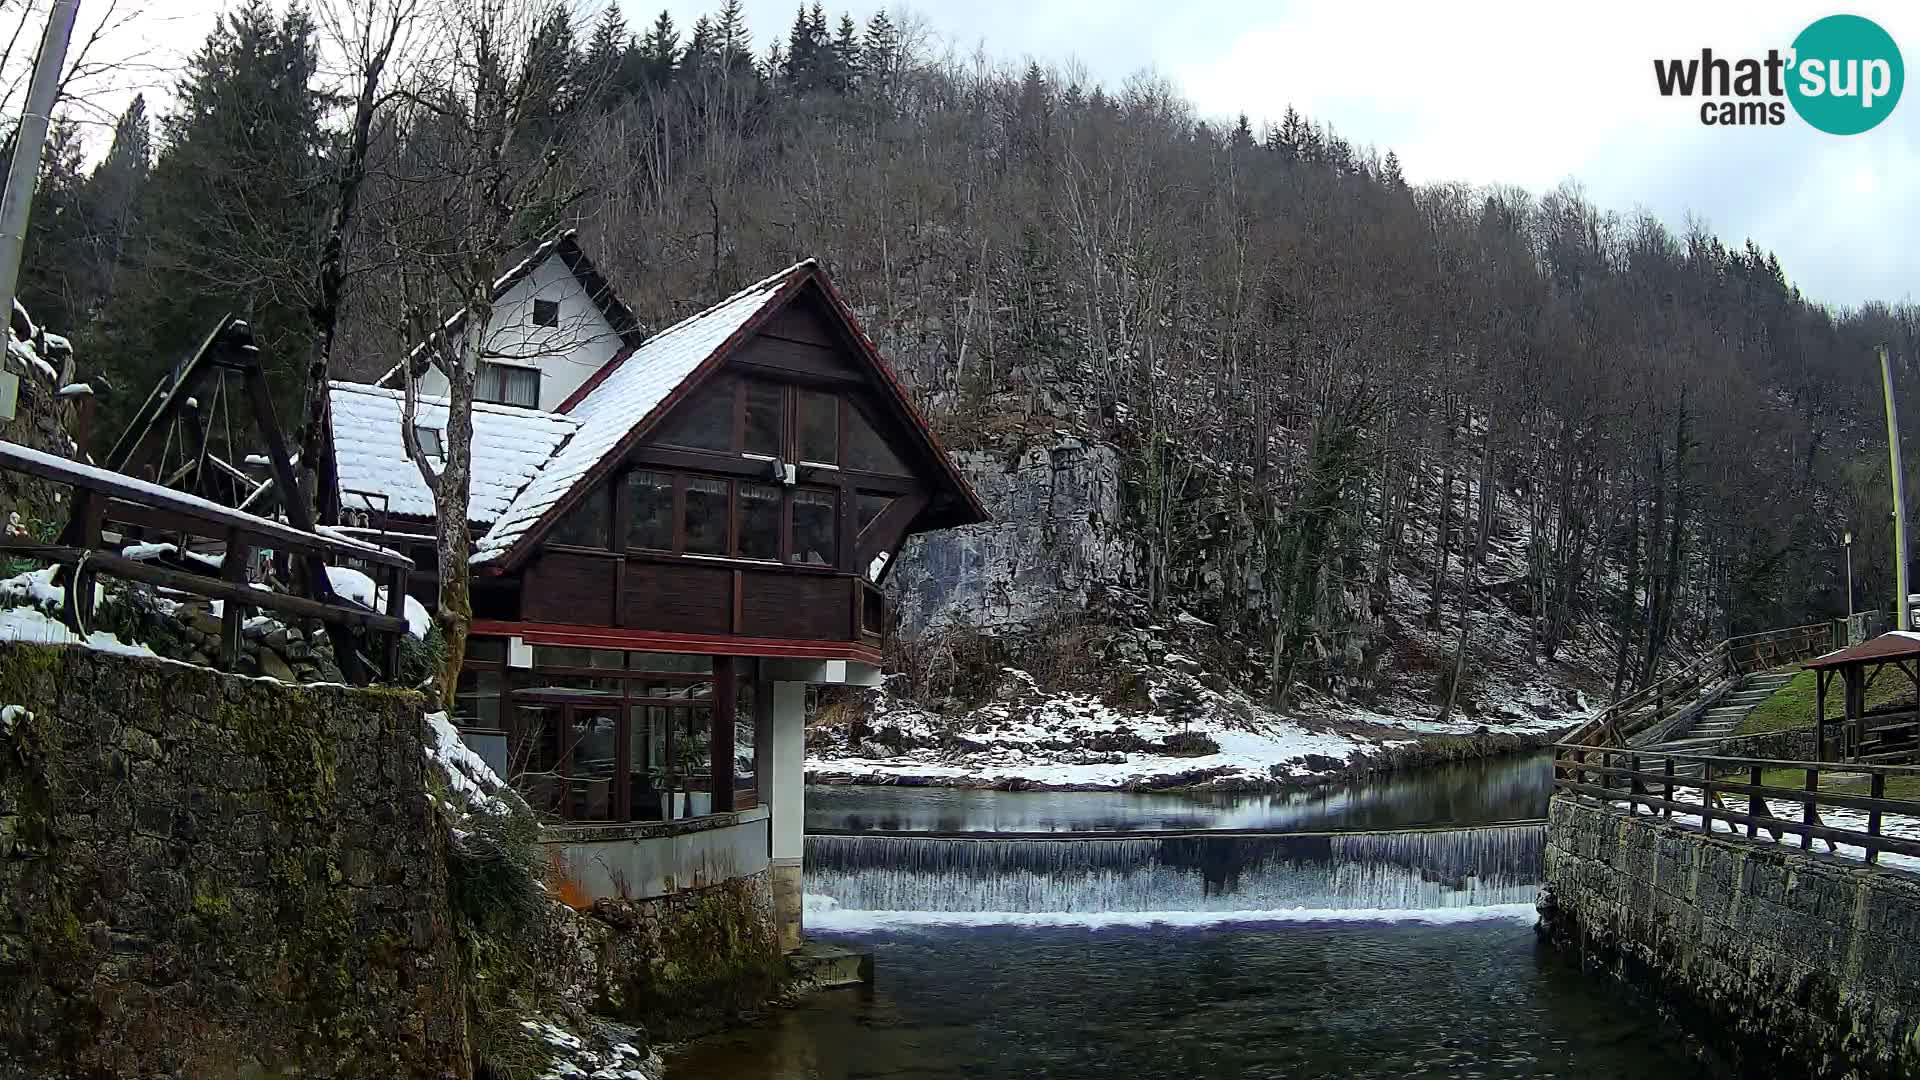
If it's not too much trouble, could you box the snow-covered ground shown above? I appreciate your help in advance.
[806,665,1584,791]
[1625,787,1920,875]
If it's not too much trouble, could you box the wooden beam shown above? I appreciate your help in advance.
[710,655,736,813]
[0,440,410,568]
[0,541,409,635]
[473,618,881,664]
[854,492,928,566]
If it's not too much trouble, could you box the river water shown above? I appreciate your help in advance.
[668,755,1718,1079]
[804,751,1553,834]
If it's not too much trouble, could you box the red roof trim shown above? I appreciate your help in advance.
[1805,632,1920,669]
[472,619,882,664]
[554,341,637,413]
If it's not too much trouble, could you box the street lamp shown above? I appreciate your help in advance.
[1843,531,1855,633]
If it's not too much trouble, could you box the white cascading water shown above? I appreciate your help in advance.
[804,825,1545,915]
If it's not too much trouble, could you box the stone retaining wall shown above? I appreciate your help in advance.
[0,643,466,1079]
[1541,796,1920,1079]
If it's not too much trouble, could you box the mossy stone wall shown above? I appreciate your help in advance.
[0,643,468,1079]
[1542,796,1920,1079]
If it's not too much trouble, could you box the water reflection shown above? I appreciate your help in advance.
[806,752,1552,834]
[667,920,1713,1079]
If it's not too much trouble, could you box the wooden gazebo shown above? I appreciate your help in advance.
[1804,632,1920,762]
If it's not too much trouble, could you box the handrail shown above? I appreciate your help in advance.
[1551,742,1920,865]
[1566,620,1840,748]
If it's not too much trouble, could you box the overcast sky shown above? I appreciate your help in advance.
[85,0,1920,308]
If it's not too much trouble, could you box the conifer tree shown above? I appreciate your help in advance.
[16,119,90,333]
[831,13,860,92]
[582,3,628,102]
[100,0,324,432]
[861,9,897,92]
[81,95,150,309]
[639,10,679,84]
[685,15,715,74]
[782,4,818,87]
[715,0,751,73]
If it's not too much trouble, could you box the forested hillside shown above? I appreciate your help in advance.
[15,0,1918,718]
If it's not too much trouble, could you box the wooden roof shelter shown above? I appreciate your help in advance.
[1805,632,1920,762]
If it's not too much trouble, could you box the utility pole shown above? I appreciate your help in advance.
[1882,345,1910,631]
[0,0,81,332]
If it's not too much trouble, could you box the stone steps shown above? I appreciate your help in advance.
[1646,668,1802,749]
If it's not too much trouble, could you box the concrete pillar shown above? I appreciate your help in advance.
[767,679,807,952]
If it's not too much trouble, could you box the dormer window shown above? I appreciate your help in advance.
[531,298,560,327]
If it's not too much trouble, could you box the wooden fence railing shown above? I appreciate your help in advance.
[1565,621,1841,748]
[0,438,413,681]
[1552,742,1920,865]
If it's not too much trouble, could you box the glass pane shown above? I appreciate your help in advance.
[739,483,781,560]
[570,709,618,821]
[684,477,729,555]
[455,669,504,726]
[629,706,660,820]
[629,652,713,673]
[655,378,735,451]
[857,492,893,533]
[475,362,505,404]
[626,470,674,550]
[798,390,838,463]
[847,405,909,474]
[468,637,509,663]
[588,649,625,670]
[550,486,609,548]
[533,645,593,669]
[792,488,836,566]
[744,381,783,456]
[505,367,540,408]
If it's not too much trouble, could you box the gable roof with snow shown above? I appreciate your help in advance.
[328,382,577,524]
[472,261,813,564]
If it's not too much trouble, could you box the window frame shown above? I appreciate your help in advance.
[413,423,445,459]
[476,359,541,409]
[531,298,561,327]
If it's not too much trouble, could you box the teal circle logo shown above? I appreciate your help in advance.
[1788,14,1903,135]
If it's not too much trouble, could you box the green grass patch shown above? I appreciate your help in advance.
[1736,668,1917,735]
[1753,766,1920,800]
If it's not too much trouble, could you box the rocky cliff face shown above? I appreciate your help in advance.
[891,437,1136,637]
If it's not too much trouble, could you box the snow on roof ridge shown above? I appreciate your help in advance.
[612,259,813,357]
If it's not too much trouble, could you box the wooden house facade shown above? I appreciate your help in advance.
[322,237,984,915]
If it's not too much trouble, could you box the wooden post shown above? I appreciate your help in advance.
[710,655,737,813]
[1802,768,1817,850]
[1747,764,1763,838]
[1816,669,1828,762]
[1867,771,1886,865]
[219,531,251,671]
[1664,757,1675,819]
[752,662,772,811]
[382,565,405,679]
[1701,773,1715,835]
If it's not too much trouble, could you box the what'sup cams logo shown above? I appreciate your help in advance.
[1654,14,1903,134]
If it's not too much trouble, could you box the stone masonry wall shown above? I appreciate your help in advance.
[0,643,467,1079]
[1540,796,1920,1079]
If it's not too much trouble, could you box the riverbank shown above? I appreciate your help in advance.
[804,669,1578,793]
